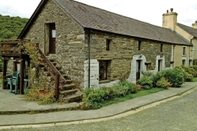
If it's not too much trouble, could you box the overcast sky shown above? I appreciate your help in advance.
[0,0,197,27]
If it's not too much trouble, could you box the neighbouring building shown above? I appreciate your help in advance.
[162,8,195,66]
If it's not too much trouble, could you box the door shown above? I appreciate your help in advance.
[49,23,56,54]
[158,60,162,71]
[136,60,141,81]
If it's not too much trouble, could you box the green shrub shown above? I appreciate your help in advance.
[191,65,197,71]
[81,81,136,109]
[141,71,154,77]
[82,87,112,109]
[184,66,197,77]
[156,77,171,89]
[152,71,166,87]
[118,80,137,94]
[175,66,196,81]
[137,76,153,90]
[184,72,193,82]
[164,68,184,87]
[174,66,185,73]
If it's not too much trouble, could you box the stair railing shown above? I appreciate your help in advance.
[38,49,68,100]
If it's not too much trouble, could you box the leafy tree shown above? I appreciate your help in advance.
[0,14,29,71]
[0,14,28,41]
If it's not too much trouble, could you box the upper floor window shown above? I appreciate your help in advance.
[183,47,186,56]
[106,39,111,51]
[160,44,163,52]
[50,23,56,38]
[138,41,141,51]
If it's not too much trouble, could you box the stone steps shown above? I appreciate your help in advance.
[60,93,83,103]
[60,89,79,96]
[61,83,76,90]
[39,57,82,103]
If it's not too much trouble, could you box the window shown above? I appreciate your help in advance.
[106,39,111,51]
[183,47,186,55]
[99,61,110,80]
[182,59,186,65]
[50,23,56,38]
[160,44,163,52]
[189,60,193,66]
[138,41,141,51]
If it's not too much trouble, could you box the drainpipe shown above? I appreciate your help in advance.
[173,45,175,68]
[191,39,194,60]
[87,29,91,88]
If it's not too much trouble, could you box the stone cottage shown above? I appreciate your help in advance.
[17,0,190,95]
[162,8,195,66]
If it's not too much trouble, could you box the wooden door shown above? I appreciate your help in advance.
[49,23,56,54]
[158,60,162,71]
[136,60,141,81]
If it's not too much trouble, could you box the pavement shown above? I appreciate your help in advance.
[0,82,197,129]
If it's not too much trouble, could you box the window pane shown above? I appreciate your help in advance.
[99,61,108,80]
[52,29,56,38]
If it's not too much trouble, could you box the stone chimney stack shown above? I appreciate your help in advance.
[162,8,178,31]
[192,20,197,29]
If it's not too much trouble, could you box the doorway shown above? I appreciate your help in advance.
[136,60,141,81]
[49,23,56,54]
[158,60,162,71]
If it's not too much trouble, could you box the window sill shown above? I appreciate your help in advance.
[99,80,111,84]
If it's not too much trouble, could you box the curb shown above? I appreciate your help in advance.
[0,83,197,130]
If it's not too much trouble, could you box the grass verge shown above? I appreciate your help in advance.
[192,77,197,82]
[100,88,164,107]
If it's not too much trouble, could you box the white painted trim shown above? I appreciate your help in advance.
[155,55,165,72]
[127,55,147,83]
[84,59,99,89]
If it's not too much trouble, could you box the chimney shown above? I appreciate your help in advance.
[192,20,197,29]
[162,8,178,31]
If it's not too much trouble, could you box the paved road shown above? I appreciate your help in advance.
[2,89,197,131]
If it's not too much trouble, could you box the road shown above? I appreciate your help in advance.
[2,90,197,131]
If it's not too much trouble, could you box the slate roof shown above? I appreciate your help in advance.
[19,0,191,46]
[177,23,197,38]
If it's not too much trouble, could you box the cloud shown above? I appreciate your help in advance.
[0,0,197,27]
[0,0,41,18]
[0,5,20,17]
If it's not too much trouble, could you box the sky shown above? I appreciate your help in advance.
[0,0,197,27]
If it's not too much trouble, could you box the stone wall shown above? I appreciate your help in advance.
[23,0,87,88]
[87,30,171,83]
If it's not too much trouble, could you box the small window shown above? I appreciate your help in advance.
[99,61,110,80]
[138,41,141,51]
[50,23,56,38]
[160,44,163,52]
[183,47,186,55]
[106,39,111,51]
[182,59,186,65]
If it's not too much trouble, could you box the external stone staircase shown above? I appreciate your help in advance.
[49,58,83,103]
[38,51,83,103]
